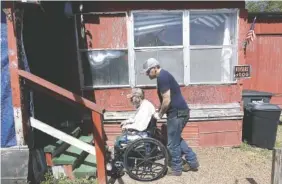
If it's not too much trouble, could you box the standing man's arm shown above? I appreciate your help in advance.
[158,90,171,118]
[156,73,171,119]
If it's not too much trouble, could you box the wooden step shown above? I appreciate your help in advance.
[45,133,110,180]
[52,135,93,166]
[44,127,81,166]
[73,154,97,178]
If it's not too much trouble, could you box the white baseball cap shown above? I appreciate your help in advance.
[141,58,160,73]
[126,88,144,99]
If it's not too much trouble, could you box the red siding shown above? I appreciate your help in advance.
[104,120,242,148]
[93,85,242,111]
[80,2,248,148]
[84,14,127,49]
[244,20,282,106]
[253,22,282,34]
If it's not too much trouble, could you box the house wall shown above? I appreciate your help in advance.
[243,14,282,107]
[78,1,248,147]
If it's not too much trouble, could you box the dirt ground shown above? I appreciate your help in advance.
[110,124,282,184]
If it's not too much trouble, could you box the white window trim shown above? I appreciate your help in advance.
[183,10,190,86]
[128,11,135,87]
[75,9,239,89]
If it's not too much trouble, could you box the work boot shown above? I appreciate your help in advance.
[166,167,182,176]
[182,159,199,172]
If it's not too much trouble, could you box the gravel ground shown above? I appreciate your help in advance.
[109,125,282,184]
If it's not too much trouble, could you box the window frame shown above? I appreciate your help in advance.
[75,9,239,89]
[75,12,131,89]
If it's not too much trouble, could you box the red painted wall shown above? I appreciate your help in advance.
[243,17,282,106]
[105,120,242,147]
[80,2,249,111]
[93,85,243,111]
[80,2,248,147]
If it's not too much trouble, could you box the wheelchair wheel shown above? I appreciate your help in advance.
[123,138,168,181]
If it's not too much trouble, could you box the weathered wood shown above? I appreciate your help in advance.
[6,6,27,146]
[30,117,96,156]
[92,112,107,184]
[101,103,243,122]
[271,148,282,184]
[18,69,104,114]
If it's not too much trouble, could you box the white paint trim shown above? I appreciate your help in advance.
[0,145,28,151]
[189,45,236,49]
[13,107,25,146]
[132,10,184,14]
[134,46,184,50]
[183,10,190,85]
[30,117,96,156]
[79,48,128,51]
[188,81,237,85]
[103,109,243,122]
[127,11,135,87]
[52,166,66,179]
[83,84,131,90]
[189,9,238,14]
[75,12,127,15]
[99,103,243,122]
[233,9,240,82]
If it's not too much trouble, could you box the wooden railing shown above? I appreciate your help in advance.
[271,148,282,184]
[17,69,107,184]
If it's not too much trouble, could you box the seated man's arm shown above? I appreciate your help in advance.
[124,101,155,131]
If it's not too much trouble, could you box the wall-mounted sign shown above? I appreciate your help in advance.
[234,65,251,79]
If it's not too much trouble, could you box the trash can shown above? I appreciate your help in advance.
[242,102,281,149]
[242,90,273,105]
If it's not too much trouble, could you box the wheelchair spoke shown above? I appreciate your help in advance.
[123,137,169,181]
[149,146,157,155]
[128,157,144,160]
[134,148,145,158]
[147,160,166,169]
[147,154,165,161]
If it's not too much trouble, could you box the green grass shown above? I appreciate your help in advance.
[238,124,282,159]
[275,124,282,148]
[40,172,97,184]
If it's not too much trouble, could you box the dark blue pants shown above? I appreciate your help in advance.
[167,116,198,172]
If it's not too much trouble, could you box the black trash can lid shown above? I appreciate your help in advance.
[242,90,273,97]
[246,102,281,112]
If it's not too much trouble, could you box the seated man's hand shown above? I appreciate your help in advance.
[153,112,161,120]
[120,120,127,127]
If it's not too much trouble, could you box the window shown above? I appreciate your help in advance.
[76,9,238,88]
[189,11,237,83]
[77,13,129,87]
[133,12,184,86]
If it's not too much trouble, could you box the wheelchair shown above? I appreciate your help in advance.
[107,119,169,181]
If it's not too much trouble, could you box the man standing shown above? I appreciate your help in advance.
[142,58,199,176]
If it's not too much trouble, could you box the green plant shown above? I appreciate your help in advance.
[246,1,282,12]
[40,172,97,184]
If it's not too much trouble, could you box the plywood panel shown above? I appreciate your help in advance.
[83,14,127,49]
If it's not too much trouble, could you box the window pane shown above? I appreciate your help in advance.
[134,12,183,47]
[190,12,236,45]
[190,48,235,83]
[81,50,129,86]
[135,49,184,85]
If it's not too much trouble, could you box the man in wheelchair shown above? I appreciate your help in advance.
[114,88,156,152]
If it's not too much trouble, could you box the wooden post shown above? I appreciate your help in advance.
[92,111,107,184]
[271,148,282,184]
[5,3,27,146]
